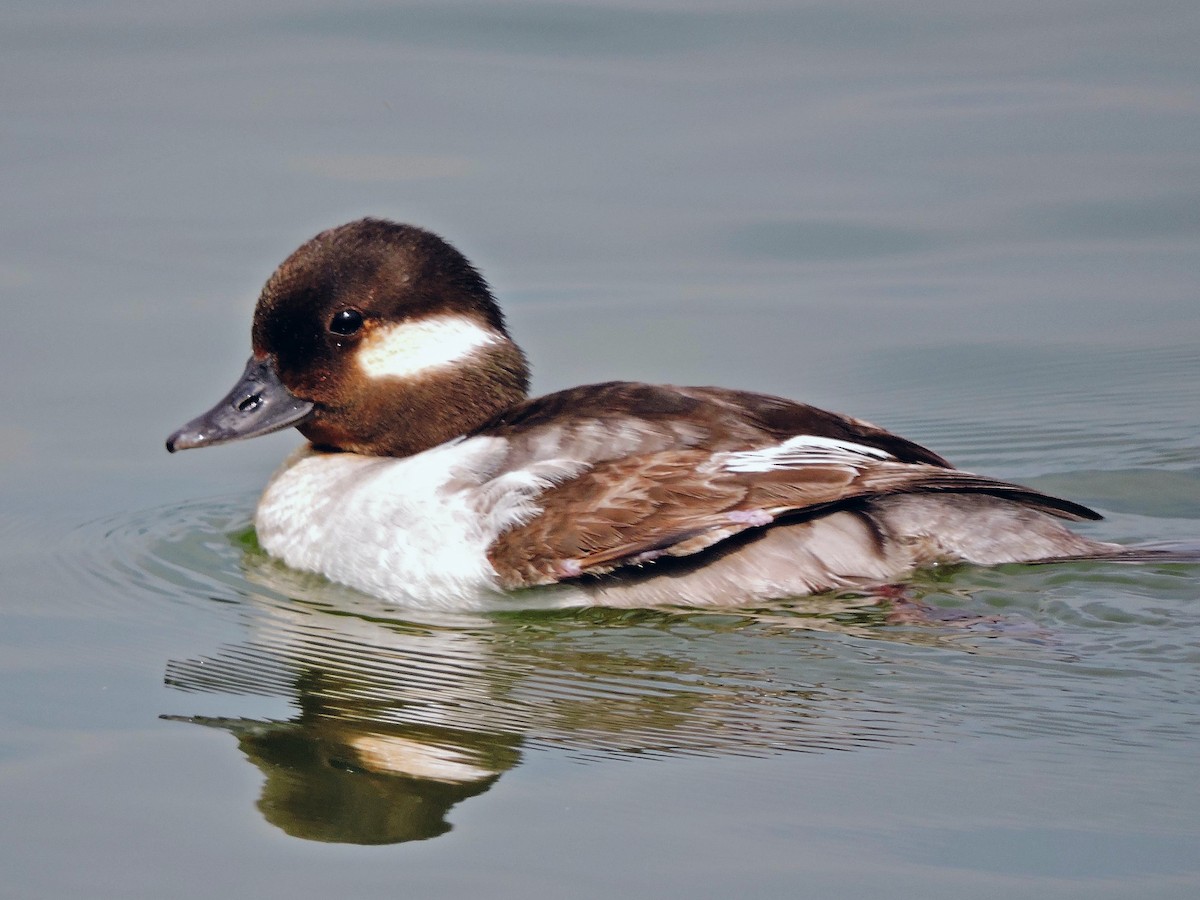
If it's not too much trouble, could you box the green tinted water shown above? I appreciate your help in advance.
[2,1,1198,897]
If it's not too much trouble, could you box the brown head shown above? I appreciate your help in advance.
[167,218,530,457]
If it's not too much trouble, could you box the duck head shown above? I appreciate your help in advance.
[166,218,530,458]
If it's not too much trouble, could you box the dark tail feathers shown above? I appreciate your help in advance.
[1038,541,1200,565]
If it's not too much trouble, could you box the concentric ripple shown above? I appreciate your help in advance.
[48,444,1199,781]
[56,496,263,626]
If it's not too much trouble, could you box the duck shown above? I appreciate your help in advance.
[166,217,1149,610]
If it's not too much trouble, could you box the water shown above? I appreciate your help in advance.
[3,2,1199,897]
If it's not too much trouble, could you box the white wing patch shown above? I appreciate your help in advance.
[721,435,893,473]
[357,314,501,380]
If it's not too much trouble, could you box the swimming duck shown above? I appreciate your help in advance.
[167,217,1139,609]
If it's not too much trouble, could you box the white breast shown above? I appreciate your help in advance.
[254,438,584,609]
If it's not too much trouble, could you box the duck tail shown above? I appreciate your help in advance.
[1037,540,1200,565]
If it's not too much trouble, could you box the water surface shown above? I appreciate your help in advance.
[2,2,1198,897]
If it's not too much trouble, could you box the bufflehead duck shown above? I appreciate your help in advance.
[167,218,1143,609]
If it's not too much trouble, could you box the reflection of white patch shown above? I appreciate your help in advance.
[349,734,498,784]
[357,315,501,380]
[722,435,892,473]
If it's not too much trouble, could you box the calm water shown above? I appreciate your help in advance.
[3,2,1199,897]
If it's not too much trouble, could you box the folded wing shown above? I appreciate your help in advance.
[487,435,1100,589]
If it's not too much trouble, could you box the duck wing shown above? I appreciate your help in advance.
[486,435,1100,589]
[476,382,952,469]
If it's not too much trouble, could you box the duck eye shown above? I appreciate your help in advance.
[329,309,364,336]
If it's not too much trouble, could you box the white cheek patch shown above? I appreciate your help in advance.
[722,435,893,473]
[357,315,502,380]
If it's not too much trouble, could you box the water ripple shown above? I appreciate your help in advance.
[49,489,1200,843]
[854,344,1200,481]
[55,497,260,625]
[64,490,1200,765]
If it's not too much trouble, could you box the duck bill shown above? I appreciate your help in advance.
[166,356,315,452]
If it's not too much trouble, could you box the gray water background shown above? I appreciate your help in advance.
[2,2,1199,897]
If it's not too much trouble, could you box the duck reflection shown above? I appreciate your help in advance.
[163,540,980,845]
[165,558,529,845]
[165,675,518,844]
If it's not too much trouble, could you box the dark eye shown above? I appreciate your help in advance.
[329,309,364,336]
